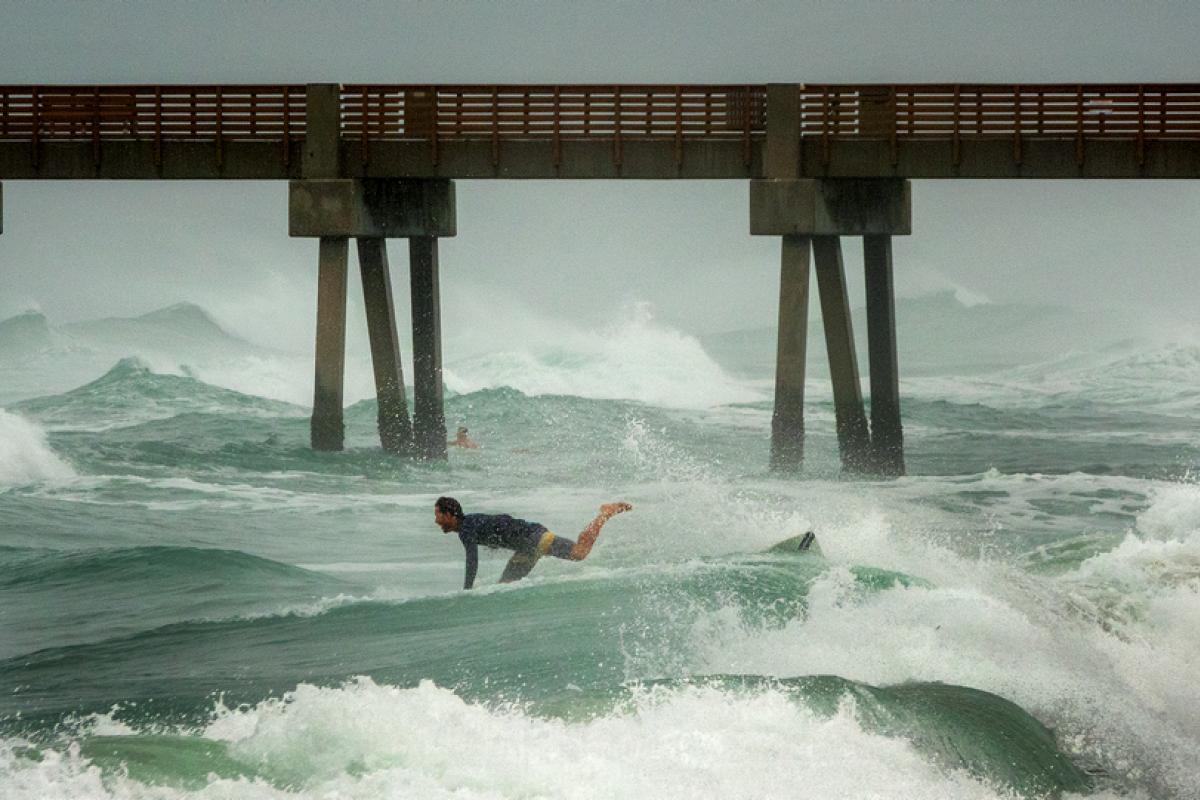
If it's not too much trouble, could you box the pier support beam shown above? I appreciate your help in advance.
[864,235,905,476]
[813,236,871,472]
[311,237,349,450]
[751,177,911,475]
[358,237,414,455]
[770,235,811,471]
[290,175,456,456]
[409,236,447,460]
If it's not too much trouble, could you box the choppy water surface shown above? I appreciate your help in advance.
[1,298,1198,799]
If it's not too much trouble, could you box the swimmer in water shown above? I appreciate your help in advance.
[448,426,479,449]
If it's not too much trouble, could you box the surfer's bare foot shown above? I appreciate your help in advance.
[601,502,632,517]
[570,502,633,561]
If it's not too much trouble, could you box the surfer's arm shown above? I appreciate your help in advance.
[462,541,478,590]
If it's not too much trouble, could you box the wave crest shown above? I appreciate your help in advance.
[0,409,75,487]
[445,303,760,408]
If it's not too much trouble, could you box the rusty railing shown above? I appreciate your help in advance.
[799,83,1200,165]
[0,84,306,166]
[3,83,1199,170]
[339,84,767,166]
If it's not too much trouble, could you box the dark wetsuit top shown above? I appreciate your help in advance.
[458,513,547,589]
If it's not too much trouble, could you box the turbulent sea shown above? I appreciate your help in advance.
[1,297,1198,799]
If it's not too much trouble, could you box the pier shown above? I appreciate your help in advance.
[3,82,1199,473]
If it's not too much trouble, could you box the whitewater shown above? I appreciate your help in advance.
[1,296,1198,799]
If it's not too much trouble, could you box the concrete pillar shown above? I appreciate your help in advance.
[812,236,872,472]
[302,86,344,452]
[770,235,811,471]
[751,178,911,475]
[765,84,803,179]
[864,235,905,476]
[409,236,446,460]
[311,237,349,450]
[0,182,4,235]
[357,237,414,455]
[763,87,806,472]
[290,178,456,457]
[303,84,342,179]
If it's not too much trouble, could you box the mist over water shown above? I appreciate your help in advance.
[1,293,1198,799]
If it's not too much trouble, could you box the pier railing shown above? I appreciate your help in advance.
[3,83,1199,169]
[339,84,766,165]
[0,84,306,165]
[801,83,1200,165]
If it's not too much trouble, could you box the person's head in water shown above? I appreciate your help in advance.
[450,427,479,448]
[434,496,464,533]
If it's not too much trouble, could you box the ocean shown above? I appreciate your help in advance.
[1,294,1198,799]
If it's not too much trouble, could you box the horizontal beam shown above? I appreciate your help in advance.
[290,179,455,238]
[751,179,911,236]
[5,137,1200,179]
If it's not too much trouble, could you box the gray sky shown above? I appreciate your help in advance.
[2,0,1198,352]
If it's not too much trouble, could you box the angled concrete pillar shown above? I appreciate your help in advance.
[311,237,349,450]
[409,236,446,461]
[864,235,905,476]
[812,236,872,472]
[770,235,811,471]
[357,237,414,455]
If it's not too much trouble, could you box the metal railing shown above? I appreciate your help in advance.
[800,83,1200,164]
[0,84,306,165]
[339,84,766,165]
[3,83,1198,169]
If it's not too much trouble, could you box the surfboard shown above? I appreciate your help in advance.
[768,530,820,556]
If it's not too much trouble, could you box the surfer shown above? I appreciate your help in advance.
[434,496,632,589]
[448,426,480,449]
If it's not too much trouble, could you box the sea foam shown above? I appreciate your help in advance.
[444,302,760,409]
[1,682,1020,800]
[684,492,1200,797]
[0,409,75,486]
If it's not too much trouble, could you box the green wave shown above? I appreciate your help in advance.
[61,675,1091,797]
[0,553,930,725]
[0,546,348,661]
[0,545,335,590]
[79,735,263,790]
[635,674,1092,797]
[13,357,301,428]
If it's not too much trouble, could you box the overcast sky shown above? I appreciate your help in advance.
[1,0,1198,352]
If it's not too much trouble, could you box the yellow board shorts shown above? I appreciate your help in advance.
[499,530,575,582]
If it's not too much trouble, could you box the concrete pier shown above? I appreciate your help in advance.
[812,236,871,472]
[311,236,349,450]
[751,177,911,475]
[357,237,414,455]
[10,81,1198,470]
[770,235,811,471]
[864,235,905,476]
[290,175,455,456]
[409,236,447,460]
